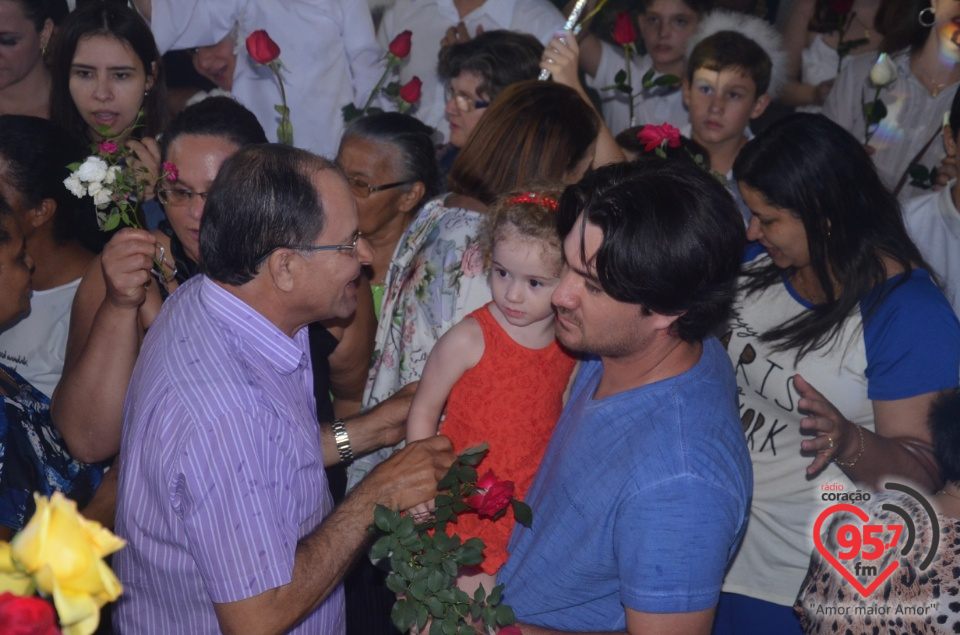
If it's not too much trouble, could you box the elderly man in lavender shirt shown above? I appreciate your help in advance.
[113,145,454,634]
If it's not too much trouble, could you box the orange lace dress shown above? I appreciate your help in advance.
[440,303,576,573]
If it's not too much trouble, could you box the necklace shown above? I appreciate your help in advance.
[912,63,956,97]
[939,487,960,502]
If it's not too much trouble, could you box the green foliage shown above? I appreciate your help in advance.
[908,163,938,190]
[367,443,529,634]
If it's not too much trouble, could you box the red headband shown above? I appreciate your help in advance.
[507,192,559,211]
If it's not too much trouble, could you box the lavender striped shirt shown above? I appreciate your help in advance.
[114,276,342,634]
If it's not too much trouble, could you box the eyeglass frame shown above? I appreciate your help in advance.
[443,83,490,113]
[254,230,363,266]
[157,187,211,207]
[344,175,416,199]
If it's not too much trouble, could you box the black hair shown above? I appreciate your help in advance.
[557,161,745,342]
[0,115,105,253]
[734,113,929,358]
[0,194,12,246]
[201,145,335,286]
[437,30,544,100]
[639,0,712,16]
[930,389,960,483]
[687,30,772,96]
[13,0,69,29]
[341,112,441,211]
[876,0,929,54]
[50,2,168,144]
[159,97,267,162]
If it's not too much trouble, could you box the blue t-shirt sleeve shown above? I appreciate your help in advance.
[616,475,746,614]
[862,270,960,400]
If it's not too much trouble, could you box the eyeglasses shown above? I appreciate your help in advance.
[345,176,415,199]
[444,84,489,113]
[254,230,363,266]
[157,187,210,207]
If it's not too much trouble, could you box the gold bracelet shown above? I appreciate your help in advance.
[834,423,865,468]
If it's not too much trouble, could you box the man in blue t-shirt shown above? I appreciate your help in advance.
[498,161,753,635]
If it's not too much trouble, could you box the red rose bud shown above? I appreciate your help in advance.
[246,30,281,65]
[389,30,413,59]
[612,12,638,46]
[828,0,854,14]
[466,470,515,518]
[162,161,179,182]
[399,76,422,104]
[0,593,60,635]
[637,123,682,152]
[98,141,118,154]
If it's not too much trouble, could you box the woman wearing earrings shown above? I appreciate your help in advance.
[0,0,67,118]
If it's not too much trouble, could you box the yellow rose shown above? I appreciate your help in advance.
[0,542,34,596]
[11,493,125,635]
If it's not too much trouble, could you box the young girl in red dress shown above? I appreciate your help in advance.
[405,186,577,595]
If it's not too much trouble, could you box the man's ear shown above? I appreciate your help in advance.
[265,248,297,293]
[750,93,771,120]
[397,182,426,214]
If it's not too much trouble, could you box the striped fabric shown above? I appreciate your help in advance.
[114,276,342,634]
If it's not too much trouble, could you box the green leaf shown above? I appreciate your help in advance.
[409,579,428,601]
[435,587,456,603]
[430,618,445,635]
[385,572,408,594]
[373,505,395,532]
[457,624,473,635]
[437,474,457,490]
[417,605,429,630]
[399,533,423,551]
[102,213,122,231]
[488,583,504,605]
[481,606,496,629]
[874,100,888,121]
[473,582,486,604]
[653,74,681,87]
[495,603,516,625]
[435,505,452,523]
[391,599,418,632]
[274,104,287,116]
[641,67,655,85]
[425,568,445,593]
[383,81,400,97]
[908,163,929,180]
[470,603,481,620]
[67,162,82,171]
[435,494,453,507]
[442,616,458,635]
[454,466,477,484]
[463,537,484,552]
[457,452,485,467]
[615,83,633,94]
[615,69,628,84]
[432,532,448,551]
[397,559,418,582]
[457,545,482,566]
[425,595,445,618]
[511,499,533,527]
[396,514,415,537]
[369,534,392,560]
[342,103,362,123]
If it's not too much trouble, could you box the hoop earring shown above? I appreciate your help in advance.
[919,6,936,27]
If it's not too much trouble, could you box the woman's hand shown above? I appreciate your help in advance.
[541,33,585,97]
[794,374,857,476]
[101,228,157,311]
[126,136,161,201]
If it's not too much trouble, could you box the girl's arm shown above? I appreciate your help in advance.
[779,0,832,107]
[405,317,485,445]
[540,34,625,167]
[52,228,159,463]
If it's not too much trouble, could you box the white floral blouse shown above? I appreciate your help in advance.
[346,196,491,489]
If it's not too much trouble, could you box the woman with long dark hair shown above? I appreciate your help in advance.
[714,113,960,634]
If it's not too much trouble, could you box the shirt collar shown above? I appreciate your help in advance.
[436,0,513,26]
[198,275,307,375]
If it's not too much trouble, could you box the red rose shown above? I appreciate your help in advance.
[498,627,523,635]
[162,161,179,182]
[399,76,422,104]
[828,0,854,14]
[637,123,682,152]
[98,141,118,154]
[466,470,515,518]
[612,12,638,46]
[389,30,413,59]
[245,30,281,65]
[0,593,60,635]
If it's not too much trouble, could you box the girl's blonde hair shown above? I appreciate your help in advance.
[481,184,566,275]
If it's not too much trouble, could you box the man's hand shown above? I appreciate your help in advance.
[361,435,455,511]
[441,22,484,47]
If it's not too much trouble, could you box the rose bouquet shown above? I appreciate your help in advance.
[343,31,422,122]
[369,443,531,635]
[0,493,125,635]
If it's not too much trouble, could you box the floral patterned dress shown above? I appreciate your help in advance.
[346,197,491,490]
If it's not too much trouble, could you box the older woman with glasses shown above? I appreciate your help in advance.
[336,112,441,319]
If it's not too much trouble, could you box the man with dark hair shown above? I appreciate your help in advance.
[498,161,752,635]
[113,144,454,634]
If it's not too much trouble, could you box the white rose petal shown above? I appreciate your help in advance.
[103,166,121,185]
[76,156,108,183]
[92,188,113,209]
[869,53,897,87]
[63,175,86,198]
[87,181,102,196]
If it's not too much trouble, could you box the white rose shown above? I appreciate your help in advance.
[103,165,121,186]
[76,156,108,183]
[87,181,102,196]
[92,187,113,209]
[63,175,86,198]
[868,53,897,87]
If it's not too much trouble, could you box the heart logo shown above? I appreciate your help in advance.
[813,504,900,598]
